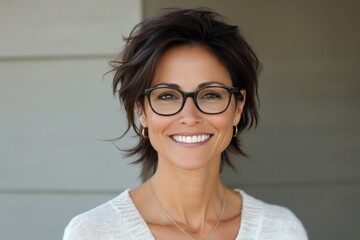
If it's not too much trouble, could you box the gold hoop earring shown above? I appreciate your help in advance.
[141,127,149,139]
[233,125,238,137]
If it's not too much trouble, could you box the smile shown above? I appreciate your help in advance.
[171,134,211,144]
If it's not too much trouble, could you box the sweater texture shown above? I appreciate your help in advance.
[63,189,308,240]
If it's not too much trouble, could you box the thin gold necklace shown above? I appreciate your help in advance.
[148,179,226,240]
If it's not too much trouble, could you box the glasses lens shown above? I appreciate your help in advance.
[149,88,183,115]
[197,87,230,114]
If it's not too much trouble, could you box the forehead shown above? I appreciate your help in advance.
[152,45,232,89]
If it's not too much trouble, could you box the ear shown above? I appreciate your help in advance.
[233,89,246,125]
[136,102,148,127]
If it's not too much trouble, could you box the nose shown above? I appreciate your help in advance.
[178,96,202,126]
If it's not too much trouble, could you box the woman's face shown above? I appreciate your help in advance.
[138,46,245,171]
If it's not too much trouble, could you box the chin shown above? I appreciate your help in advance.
[172,157,219,171]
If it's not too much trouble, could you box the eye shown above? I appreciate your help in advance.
[203,93,221,99]
[155,89,182,101]
[158,93,178,100]
[199,90,222,100]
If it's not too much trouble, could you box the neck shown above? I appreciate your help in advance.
[149,161,226,229]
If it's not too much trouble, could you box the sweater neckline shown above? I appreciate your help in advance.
[111,189,263,240]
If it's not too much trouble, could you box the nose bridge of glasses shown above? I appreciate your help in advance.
[183,91,196,100]
[181,91,201,112]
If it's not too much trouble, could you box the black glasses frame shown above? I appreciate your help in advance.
[144,85,243,116]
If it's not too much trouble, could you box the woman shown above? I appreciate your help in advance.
[64,8,308,240]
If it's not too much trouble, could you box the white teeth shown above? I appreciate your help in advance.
[172,135,210,143]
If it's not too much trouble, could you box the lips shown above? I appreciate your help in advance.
[171,134,211,144]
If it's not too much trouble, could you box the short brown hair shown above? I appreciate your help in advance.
[111,8,260,178]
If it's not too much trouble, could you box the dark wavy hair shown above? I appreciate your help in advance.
[111,8,260,178]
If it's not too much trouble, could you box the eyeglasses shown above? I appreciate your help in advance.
[144,85,242,116]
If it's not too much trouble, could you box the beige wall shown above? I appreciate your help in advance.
[0,1,142,239]
[142,1,360,239]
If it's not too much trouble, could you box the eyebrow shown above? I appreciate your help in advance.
[198,81,226,88]
[153,83,180,89]
[153,81,227,90]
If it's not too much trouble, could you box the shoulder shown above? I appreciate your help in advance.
[237,190,308,240]
[261,203,308,239]
[63,190,133,240]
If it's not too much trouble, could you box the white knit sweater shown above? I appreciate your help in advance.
[63,189,308,240]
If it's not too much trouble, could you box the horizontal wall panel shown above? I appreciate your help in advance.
[0,60,141,190]
[0,0,141,57]
[0,192,118,240]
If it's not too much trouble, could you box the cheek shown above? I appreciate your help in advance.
[216,104,238,128]
[210,108,237,146]
[144,106,173,143]
[148,115,172,132]
[211,112,236,139]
